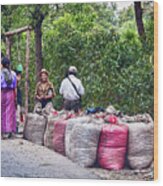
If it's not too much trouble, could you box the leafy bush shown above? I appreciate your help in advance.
[1,2,154,116]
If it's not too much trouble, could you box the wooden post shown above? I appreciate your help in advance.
[4,25,32,60]
[25,29,30,118]
[6,36,11,60]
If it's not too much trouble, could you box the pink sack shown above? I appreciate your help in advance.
[98,124,128,170]
[98,146,127,170]
[53,120,68,155]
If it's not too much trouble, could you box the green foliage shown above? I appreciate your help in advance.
[1,2,154,116]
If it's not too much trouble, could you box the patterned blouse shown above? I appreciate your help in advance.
[35,80,55,98]
[1,68,17,89]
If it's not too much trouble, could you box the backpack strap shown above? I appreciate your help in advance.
[67,76,81,100]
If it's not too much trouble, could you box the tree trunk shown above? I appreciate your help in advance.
[25,30,30,118]
[31,5,48,82]
[34,23,43,82]
[134,2,145,37]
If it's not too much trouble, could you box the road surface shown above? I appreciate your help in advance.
[1,139,99,179]
[1,138,153,180]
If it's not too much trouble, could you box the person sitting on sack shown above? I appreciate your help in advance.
[59,66,85,113]
[34,69,56,115]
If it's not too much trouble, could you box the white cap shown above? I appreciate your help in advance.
[68,66,78,73]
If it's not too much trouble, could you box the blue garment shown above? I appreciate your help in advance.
[86,107,105,114]
[41,98,52,108]
[17,86,22,106]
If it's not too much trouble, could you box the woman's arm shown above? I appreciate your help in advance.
[44,94,53,99]
[36,95,44,100]
[44,88,55,99]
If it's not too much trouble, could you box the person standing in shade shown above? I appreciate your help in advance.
[1,57,17,139]
[59,66,85,113]
[15,64,24,133]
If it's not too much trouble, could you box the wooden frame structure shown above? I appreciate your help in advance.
[4,26,32,117]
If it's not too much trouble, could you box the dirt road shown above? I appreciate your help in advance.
[1,139,98,179]
[1,138,153,180]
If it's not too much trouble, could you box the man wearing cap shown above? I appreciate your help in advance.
[34,69,56,115]
[59,66,85,113]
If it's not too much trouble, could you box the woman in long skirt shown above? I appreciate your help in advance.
[1,57,17,139]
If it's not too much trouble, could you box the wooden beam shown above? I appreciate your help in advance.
[4,26,32,37]
[25,29,30,118]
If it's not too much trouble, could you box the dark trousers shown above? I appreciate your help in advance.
[41,98,52,108]
[64,99,81,113]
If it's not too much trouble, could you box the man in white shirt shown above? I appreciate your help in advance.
[59,66,85,113]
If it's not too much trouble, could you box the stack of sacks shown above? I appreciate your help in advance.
[67,119,102,167]
[23,113,47,145]
[53,120,68,155]
[43,110,67,149]
[126,122,154,169]
[65,116,93,158]
[44,110,76,150]
[119,114,154,169]
[121,113,153,125]
[98,124,128,170]
[44,114,60,149]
